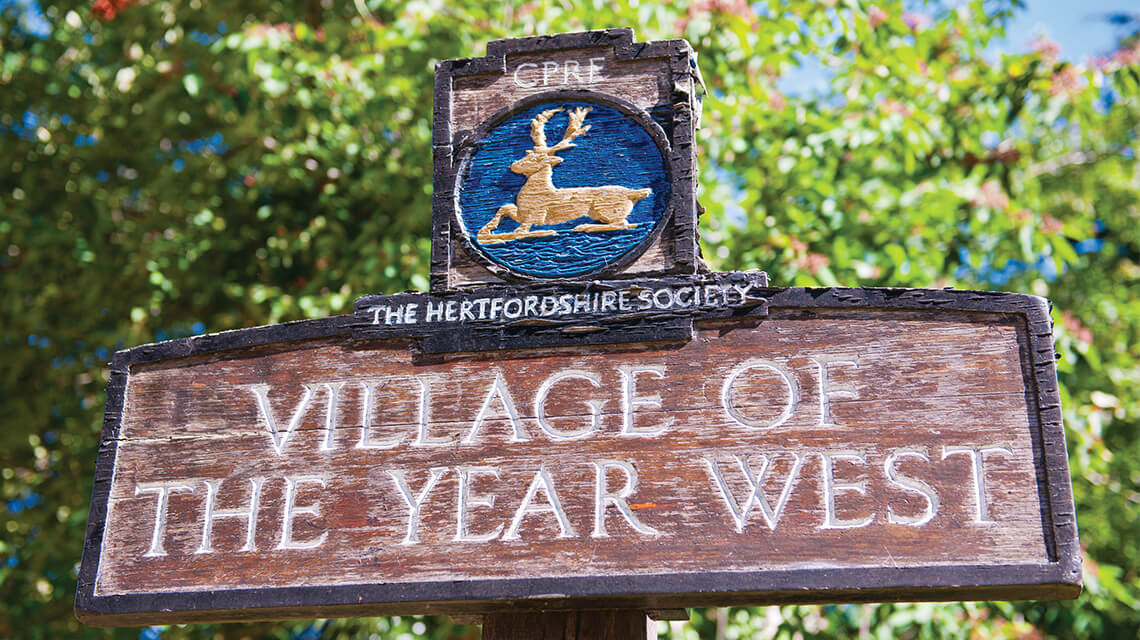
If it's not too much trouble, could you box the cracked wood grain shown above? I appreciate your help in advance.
[76,290,1079,627]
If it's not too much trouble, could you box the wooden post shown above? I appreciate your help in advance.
[482,610,655,640]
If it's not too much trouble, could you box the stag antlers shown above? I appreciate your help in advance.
[530,107,592,152]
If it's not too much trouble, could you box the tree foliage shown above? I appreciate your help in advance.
[2,0,1138,638]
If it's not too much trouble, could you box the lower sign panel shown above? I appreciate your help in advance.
[77,287,1080,625]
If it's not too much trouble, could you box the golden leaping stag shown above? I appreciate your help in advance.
[477,106,653,244]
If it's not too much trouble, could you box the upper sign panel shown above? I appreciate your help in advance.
[432,29,702,290]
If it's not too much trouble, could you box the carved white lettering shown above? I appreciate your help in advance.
[619,365,672,436]
[819,451,874,529]
[320,382,345,451]
[357,381,407,449]
[591,460,661,537]
[600,290,617,312]
[248,383,315,455]
[465,371,529,443]
[588,57,604,82]
[562,59,582,83]
[512,62,537,87]
[540,295,558,316]
[277,476,328,550]
[731,282,753,303]
[503,297,523,319]
[455,466,505,542]
[367,279,768,329]
[512,59,604,87]
[534,370,603,439]
[503,467,576,540]
[389,467,447,545]
[384,305,402,324]
[573,293,590,314]
[674,286,694,307]
[721,359,800,429]
[413,376,452,446]
[703,284,722,305]
[541,60,558,85]
[885,448,940,526]
[196,477,264,554]
[704,454,804,532]
[942,445,1013,523]
[135,481,194,557]
[811,356,858,427]
[637,289,653,309]
[618,290,631,311]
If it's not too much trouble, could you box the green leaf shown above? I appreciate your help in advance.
[182,73,202,97]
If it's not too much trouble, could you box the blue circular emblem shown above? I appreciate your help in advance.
[457,100,670,278]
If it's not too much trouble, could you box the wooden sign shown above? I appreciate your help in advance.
[76,287,1079,626]
[431,28,702,289]
[77,29,1080,628]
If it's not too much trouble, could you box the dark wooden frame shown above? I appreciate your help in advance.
[76,285,1081,627]
[351,271,769,353]
[430,28,702,290]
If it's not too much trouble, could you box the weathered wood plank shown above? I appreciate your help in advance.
[450,50,669,135]
[75,289,1080,626]
[351,271,768,352]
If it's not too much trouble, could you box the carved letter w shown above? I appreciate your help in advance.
[703,454,803,532]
